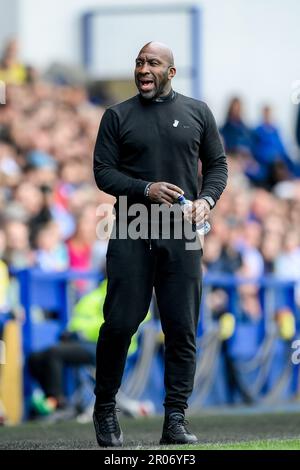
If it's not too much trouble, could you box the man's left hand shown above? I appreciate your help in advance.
[192,199,210,225]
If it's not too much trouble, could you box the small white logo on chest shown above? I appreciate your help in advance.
[173,120,179,128]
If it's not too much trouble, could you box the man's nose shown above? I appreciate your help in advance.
[139,62,150,74]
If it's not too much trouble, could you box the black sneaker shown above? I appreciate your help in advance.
[160,412,198,445]
[93,407,123,447]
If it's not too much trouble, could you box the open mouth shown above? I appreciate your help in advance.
[139,78,155,92]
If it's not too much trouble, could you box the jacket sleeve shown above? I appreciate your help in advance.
[93,108,149,197]
[198,103,228,204]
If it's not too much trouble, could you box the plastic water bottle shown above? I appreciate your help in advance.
[177,195,211,236]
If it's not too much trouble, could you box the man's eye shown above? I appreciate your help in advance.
[136,61,143,67]
[150,62,159,66]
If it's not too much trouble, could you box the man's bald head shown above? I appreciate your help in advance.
[135,42,176,100]
[139,42,175,66]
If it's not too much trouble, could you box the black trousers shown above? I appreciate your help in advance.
[95,225,202,413]
[29,341,95,399]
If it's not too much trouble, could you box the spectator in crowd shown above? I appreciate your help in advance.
[0,39,28,85]
[0,228,11,425]
[67,203,107,296]
[234,220,264,278]
[252,106,293,188]
[249,188,275,223]
[275,229,300,283]
[261,233,282,274]
[3,220,34,268]
[31,183,75,243]
[220,97,253,156]
[13,182,45,231]
[219,98,268,186]
[0,225,11,362]
[57,159,92,203]
[0,225,6,258]
[34,221,69,272]
[0,139,20,189]
[67,206,95,270]
[0,228,10,313]
[202,232,242,275]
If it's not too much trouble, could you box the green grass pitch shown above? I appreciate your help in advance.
[1,410,300,450]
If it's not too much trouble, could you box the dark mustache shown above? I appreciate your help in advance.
[137,75,155,81]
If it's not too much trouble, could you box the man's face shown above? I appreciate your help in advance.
[134,51,175,100]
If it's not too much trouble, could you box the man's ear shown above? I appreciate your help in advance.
[168,66,176,80]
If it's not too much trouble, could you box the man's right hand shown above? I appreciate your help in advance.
[148,182,184,207]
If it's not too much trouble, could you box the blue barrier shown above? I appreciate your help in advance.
[11,268,104,406]
[9,269,300,415]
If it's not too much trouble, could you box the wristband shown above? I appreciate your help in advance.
[144,182,154,198]
[201,196,215,209]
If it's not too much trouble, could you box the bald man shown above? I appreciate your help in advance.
[93,42,228,447]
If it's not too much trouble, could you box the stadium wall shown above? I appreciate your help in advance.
[0,0,19,46]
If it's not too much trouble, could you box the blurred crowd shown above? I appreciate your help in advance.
[0,39,300,307]
[0,40,114,303]
[203,97,300,320]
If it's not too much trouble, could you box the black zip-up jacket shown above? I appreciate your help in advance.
[94,91,228,215]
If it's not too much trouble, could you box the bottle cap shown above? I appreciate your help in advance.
[177,195,186,204]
